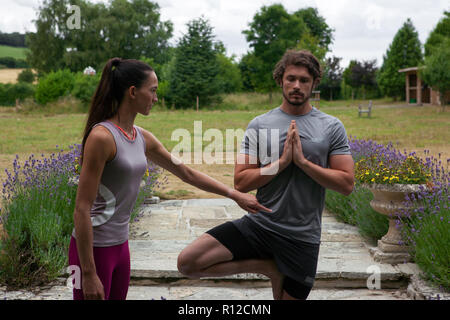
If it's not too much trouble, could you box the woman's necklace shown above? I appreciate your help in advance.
[111,122,136,140]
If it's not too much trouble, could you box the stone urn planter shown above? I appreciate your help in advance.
[365,183,425,264]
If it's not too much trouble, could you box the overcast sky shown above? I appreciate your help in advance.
[0,0,448,68]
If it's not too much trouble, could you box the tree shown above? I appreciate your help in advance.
[0,32,27,47]
[17,69,35,83]
[294,7,334,52]
[242,4,307,99]
[359,60,378,99]
[295,31,327,62]
[26,0,173,74]
[238,52,257,92]
[377,18,423,100]
[424,11,450,57]
[242,5,332,100]
[319,56,343,100]
[167,17,221,109]
[421,39,450,107]
[243,5,300,95]
[26,0,68,74]
[216,53,243,94]
[343,59,378,100]
[343,60,359,100]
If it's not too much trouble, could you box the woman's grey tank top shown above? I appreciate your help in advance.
[72,121,148,247]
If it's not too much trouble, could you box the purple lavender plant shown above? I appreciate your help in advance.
[344,137,448,292]
[395,151,449,291]
[0,145,82,288]
[0,143,166,289]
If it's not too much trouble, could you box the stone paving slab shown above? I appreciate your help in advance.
[131,201,365,243]
[130,199,432,294]
[128,240,410,288]
[0,284,410,300]
[1,277,411,300]
[128,199,420,289]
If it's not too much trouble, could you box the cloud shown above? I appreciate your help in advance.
[10,0,39,8]
[0,0,448,69]
[0,0,38,33]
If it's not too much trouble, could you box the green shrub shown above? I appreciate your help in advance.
[156,80,169,100]
[408,209,450,290]
[71,72,101,106]
[0,82,35,106]
[325,185,389,241]
[352,185,389,240]
[0,56,28,68]
[35,69,75,105]
[325,189,357,225]
[17,69,35,83]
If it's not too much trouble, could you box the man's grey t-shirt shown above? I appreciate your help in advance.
[237,106,351,244]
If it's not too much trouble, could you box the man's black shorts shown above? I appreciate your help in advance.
[206,218,320,300]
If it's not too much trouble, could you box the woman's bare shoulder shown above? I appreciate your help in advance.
[84,125,116,161]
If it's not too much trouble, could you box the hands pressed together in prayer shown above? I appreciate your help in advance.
[280,120,308,170]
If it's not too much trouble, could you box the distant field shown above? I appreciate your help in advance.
[0,68,25,84]
[0,45,28,59]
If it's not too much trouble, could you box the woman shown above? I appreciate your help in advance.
[69,58,271,300]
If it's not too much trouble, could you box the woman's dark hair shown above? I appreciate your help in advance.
[273,50,322,87]
[81,58,153,162]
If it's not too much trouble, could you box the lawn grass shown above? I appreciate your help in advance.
[0,98,448,157]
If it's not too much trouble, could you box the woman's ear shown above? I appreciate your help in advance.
[128,86,136,99]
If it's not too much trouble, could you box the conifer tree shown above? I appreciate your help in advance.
[168,17,221,109]
[377,19,423,100]
[424,11,450,57]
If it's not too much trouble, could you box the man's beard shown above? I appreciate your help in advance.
[282,89,312,107]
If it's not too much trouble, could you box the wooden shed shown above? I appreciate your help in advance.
[398,67,449,106]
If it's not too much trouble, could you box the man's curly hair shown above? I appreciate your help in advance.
[273,50,322,87]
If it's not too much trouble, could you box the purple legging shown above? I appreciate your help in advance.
[68,236,130,300]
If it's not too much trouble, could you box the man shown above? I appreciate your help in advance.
[177,50,354,300]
